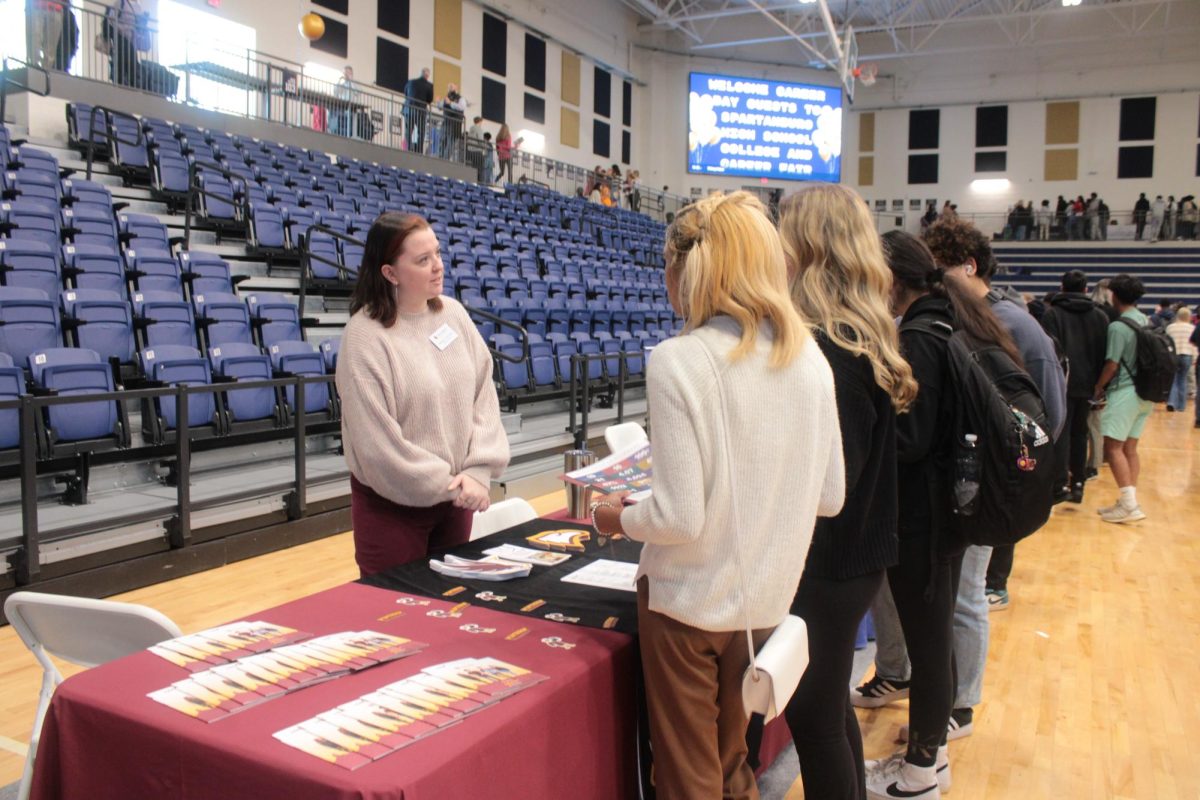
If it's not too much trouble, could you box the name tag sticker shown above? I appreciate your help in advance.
[429,324,458,351]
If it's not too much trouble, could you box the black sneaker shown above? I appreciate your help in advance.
[1052,485,1070,505]
[1086,467,1099,482]
[851,675,911,708]
[1068,483,1084,504]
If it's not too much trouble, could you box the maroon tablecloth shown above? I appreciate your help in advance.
[29,582,638,800]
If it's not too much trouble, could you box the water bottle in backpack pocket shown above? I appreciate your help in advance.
[953,434,981,516]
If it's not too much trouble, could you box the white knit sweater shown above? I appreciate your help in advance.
[336,298,510,507]
[621,316,845,631]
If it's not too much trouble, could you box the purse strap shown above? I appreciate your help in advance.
[695,334,761,680]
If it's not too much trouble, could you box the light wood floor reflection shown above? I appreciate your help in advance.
[1,412,1197,799]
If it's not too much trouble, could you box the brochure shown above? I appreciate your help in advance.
[149,631,428,722]
[481,543,572,566]
[275,658,549,769]
[149,621,311,671]
[561,440,652,502]
[429,554,532,581]
[560,559,639,593]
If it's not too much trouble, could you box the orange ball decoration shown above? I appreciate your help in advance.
[299,13,325,41]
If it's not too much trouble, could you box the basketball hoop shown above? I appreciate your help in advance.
[853,63,879,87]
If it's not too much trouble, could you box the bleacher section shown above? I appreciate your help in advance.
[0,101,672,582]
[992,243,1200,307]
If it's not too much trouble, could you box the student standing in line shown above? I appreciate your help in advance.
[1093,274,1154,523]
[1166,307,1196,413]
[864,231,1025,800]
[778,185,917,800]
[591,191,844,800]
[337,213,510,577]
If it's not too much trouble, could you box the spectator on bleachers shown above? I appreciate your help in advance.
[403,68,434,152]
[1180,195,1198,240]
[1085,193,1101,241]
[1148,195,1166,243]
[1093,273,1153,523]
[1133,193,1150,240]
[863,229,1022,799]
[1098,198,1110,241]
[1163,195,1177,241]
[467,116,484,141]
[1035,200,1052,241]
[101,0,142,88]
[332,66,356,139]
[777,184,916,800]
[495,124,515,184]
[440,84,468,159]
[1166,307,1195,413]
[1040,270,1110,504]
[481,132,495,185]
[337,213,510,577]
[590,191,843,800]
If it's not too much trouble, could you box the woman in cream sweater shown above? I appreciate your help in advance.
[592,191,845,799]
[336,213,509,577]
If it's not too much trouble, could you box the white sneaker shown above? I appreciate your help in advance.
[1096,501,1121,515]
[866,751,941,799]
[1100,504,1146,524]
[937,745,952,794]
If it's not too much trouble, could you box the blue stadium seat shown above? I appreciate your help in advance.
[126,249,182,295]
[119,213,175,254]
[1,200,62,250]
[248,201,286,250]
[28,347,122,448]
[193,292,253,349]
[268,340,330,416]
[139,345,219,440]
[133,290,195,348]
[60,289,135,364]
[208,342,278,425]
[319,337,339,372]
[0,351,24,451]
[246,293,302,347]
[178,252,240,295]
[62,205,121,250]
[0,239,60,298]
[0,286,61,367]
[4,168,61,209]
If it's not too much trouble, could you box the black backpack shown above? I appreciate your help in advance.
[901,318,1055,548]
[1117,318,1177,403]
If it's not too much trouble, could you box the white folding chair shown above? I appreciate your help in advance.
[4,591,182,800]
[604,421,648,453]
[470,497,538,541]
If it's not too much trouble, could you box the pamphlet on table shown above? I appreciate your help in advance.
[273,657,549,769]
[148,621,312,671]
[429,554,532,581]
[560,559,639,593]
[148,631,428,721]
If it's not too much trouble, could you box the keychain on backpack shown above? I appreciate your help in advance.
[1016,444,1037,472]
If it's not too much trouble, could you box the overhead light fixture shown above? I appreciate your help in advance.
[1061,0,1082,6]
[970,178,1011,194]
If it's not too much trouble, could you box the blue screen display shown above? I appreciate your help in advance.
[687,72,843,183]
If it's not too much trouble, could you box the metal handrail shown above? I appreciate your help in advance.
[84,104,144,180]
[463,305,530,364]
[14,372,337,584]
[182,156,244,249]
[566,350,638,449]
[0,56,51,124]
[298,223,365,313]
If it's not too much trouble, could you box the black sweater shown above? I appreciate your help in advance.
[895,295,956,541]
[802,331,899,580]
[1040,292,1110,398]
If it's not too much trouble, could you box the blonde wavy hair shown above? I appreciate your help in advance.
[778,184,918,411]
[665,191,806,368]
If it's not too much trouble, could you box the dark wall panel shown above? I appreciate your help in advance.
[1119,97,1156,141]
[908,109,939,150]
[524,93,545,125]
[622,81,632,127]
[1117,145,1154,179]
[908,153,938,184]
[313,0,348,14]
[976,106,1008,148]
[378,0,410,39]
[481,76,506,124]
[375,38,410,94]
[482,13,507,76]
[309,15,348,58]
[622,130,631,165]
[593,120,610,158]
[975,151,1006,173]
[594,67,611,118]
[524,34,546,91]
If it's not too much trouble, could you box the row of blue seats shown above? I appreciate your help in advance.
[0,286,311,371]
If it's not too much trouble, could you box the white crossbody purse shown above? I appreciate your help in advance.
[699,337,810,721]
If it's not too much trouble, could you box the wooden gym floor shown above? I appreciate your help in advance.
[1,411,1197,798]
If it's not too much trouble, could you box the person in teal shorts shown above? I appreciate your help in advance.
[1092,274,1153,524]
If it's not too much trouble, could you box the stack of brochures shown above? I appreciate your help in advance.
[274,657,549,769]
[148,631,427,722]
[148,621,312,671]
[429,554,532,581]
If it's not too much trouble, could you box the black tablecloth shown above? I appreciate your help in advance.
[360,518,642,635]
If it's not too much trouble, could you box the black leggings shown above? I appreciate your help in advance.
[889,535,964,766]
[785,569,884,800]
[1063,396,1092,488]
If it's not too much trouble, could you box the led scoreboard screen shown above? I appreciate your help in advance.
[687,72,843,182]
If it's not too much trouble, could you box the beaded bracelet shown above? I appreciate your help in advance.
[590,500,622,545]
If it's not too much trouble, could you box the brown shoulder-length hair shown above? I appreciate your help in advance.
[349,212,442,328]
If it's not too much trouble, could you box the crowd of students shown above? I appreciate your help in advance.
[330,182,1189,799]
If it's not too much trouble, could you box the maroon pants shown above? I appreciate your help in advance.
[350,475,473,577]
